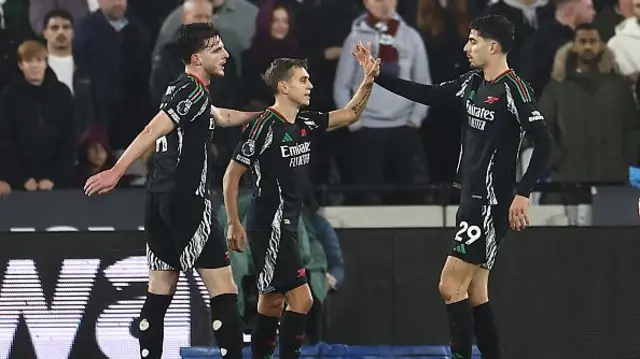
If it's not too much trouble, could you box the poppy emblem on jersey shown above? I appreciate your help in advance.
[177,99,193,115]
[241,140,255,156]
[484,96,500,104]
[301,128,307,137]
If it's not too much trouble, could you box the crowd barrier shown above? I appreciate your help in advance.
[1,227,639,359]
[1,187,640,230]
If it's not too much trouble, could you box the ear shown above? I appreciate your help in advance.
[191,53,202,67]
[278,80,288,94]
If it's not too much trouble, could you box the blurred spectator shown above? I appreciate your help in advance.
[149,0,241,186]
[291,0,362,194]
[0,40,76,191]
[154,0,258,75]
[0,0,34,90]
[29,0,90,35]
[0,21,25,90]
[413,0,471,183]
[73,0,152,150]
[539,24,640,183]
[242,0,299,109]
[42,9,95,135]
[74,124,134,186]
[43,9,75,93]
[607,0,640,83]
[594,0,634,41]
[519,0,596,97]
[126,0,181,41]
[334,0,430,204]
[3,0,34,39]
[483,0,554,71]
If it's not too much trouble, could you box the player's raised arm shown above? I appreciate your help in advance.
[375,62,466,106]
[327,42,380,131]
[211,105,261,127]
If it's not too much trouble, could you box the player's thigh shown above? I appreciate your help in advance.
[449,199,493,267]
[148,269,180,295]
[168,196,231,272]
[284,283,314,314]
[257,292,286,317]
[196,266,238,297]
[272,230,308,294]
[438,256,477,301]
[145,193,180,271]
[467,267,490,306]
[249,229,307,295]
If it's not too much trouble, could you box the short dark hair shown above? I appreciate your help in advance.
[176,22,221,65]
[574,22,599,35]
[469,15,515,54]
[263,58,308,94]
[43,9,73,30]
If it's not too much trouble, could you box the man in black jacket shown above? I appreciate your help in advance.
[0,40,76,191]
[149,0,242,186]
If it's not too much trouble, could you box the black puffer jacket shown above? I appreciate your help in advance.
[0,70,76,189]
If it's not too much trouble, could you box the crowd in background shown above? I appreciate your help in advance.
[0,0,639,205]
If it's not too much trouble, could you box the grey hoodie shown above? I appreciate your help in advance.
[333,13,431,130]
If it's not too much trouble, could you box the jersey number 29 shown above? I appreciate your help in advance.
[455,221,482,244]
[156,136,168,153]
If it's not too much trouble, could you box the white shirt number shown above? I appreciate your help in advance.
[455,221,482,244]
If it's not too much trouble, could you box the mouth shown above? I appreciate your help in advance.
[304,92,311,100]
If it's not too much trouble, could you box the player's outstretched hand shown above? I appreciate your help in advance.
[227,222,248,252]
[509,195,530,231]
[84,168,121,196]
[352,41,380,79]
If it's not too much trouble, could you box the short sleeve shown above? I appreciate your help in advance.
[232,114,273,167]
[160,80,209,126]
[298,111,329,133]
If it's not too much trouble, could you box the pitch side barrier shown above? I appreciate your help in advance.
[0,228,637,359]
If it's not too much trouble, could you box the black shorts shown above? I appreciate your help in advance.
[449,198,509,270]
[248,228,307,294]
[144,192,230,271]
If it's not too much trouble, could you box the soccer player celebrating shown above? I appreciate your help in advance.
[84,23,259,359]
[371,15,553,359]
[222,42,379,359]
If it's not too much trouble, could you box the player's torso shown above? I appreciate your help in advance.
[148,81,215,196]
[457,75,522,203]
[248,113,315,230]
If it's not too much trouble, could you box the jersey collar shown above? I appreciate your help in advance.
[186,72,209,87]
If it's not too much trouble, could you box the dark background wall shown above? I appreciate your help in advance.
[1,228,639,359]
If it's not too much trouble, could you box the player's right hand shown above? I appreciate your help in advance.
[84,168,121,196]
[227,222,248,252]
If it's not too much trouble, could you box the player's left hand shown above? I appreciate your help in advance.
[352,41,380,80]
[84,168,121,196]
[509,195,530,231]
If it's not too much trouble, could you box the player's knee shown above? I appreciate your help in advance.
[258,294,285,317]
[467,283,488,306]
[438,278,468,303]
[148,271,179,295]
